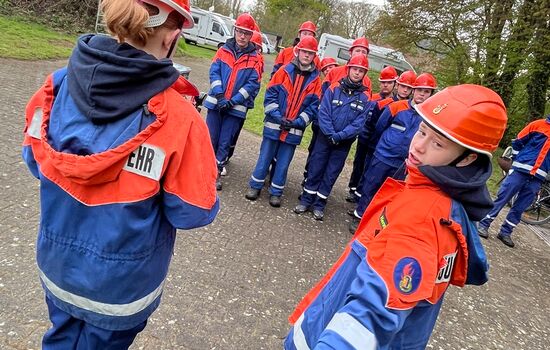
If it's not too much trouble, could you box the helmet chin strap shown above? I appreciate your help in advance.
[165,30,181,59]
[448,150,472,167]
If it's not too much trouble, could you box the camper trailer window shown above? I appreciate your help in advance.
[337,48,351,61]
[193,16,199,25]
[212,22,223,35]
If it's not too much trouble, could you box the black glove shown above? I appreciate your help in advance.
[329,136,339,146]
[280,119,292,131]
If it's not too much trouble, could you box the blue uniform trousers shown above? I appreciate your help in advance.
[479,171,543,236]
[303,122,320,180]
[355,156,399,217]
[348,139,371,192]
[206,109,243,170]
[227,117,246,162]
[300,134,354,211]
[42,297,146,350]
[250,138,297,196]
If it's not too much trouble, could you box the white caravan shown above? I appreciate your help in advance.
[317,33,414,73]
[182,7,232,49]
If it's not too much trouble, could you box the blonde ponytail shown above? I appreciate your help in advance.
[101,0,154,46]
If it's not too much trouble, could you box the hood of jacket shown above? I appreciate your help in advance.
[417,155,495,221]
[67,34,180,123]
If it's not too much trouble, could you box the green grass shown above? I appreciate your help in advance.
[177,40,217,60]
[0,16,76,59]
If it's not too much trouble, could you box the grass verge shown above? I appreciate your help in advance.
[0,16,76,60]
[177,40,217,60]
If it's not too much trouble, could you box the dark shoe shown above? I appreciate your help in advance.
[294,204,308,214]
[245,188,261,201]
[216,173,222,191]
[312,210,324,221]
[345,192,358,203]
[497,234,515,248]
[347,208,356,217]
[269,195,281,207]
[477,225,489,239]
[349,216,360,234]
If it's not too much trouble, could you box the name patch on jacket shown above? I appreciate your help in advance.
[123,143,165,181]
[436,251,457,284]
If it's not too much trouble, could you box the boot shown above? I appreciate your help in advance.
[294,204,308,214]
[345,191,358,203]
[245,188,261,201]
[269,195,281,207]
[312,209,324,221]
[349,216,360,234]
[216,171,222,191]
[477,224,489,239]
[497,234,515,248]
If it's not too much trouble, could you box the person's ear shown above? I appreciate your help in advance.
[162,28,181,51]
[456,153,478,167]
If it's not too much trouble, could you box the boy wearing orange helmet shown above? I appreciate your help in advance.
[271,21,321,77]
[285,84,507,349]
[294,55,370,220]
[245,36,321,207]
[349,73,437,231]
[319,57,338,78]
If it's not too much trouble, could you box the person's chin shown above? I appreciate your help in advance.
[407,153,421,168]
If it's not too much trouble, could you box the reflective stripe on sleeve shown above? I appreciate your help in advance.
[205,95,218,105]
[238,87,250,99]
[293,314,311,350]
[300,112,310,124]
[211,80,222,88]
[232,104,247,113]
[38,268,164,317]
[265,103,279,113]
[390,124,406,132]
[325,312,377,350]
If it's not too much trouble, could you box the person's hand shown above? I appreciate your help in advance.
[280,119,292,131]
[329,136,339,146]
[290,118,306,130]
[217,98,230,110]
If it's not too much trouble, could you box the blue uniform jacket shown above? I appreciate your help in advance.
[511,115,550,180]
[22,35,219,331]
[359,94,399,145]
[263,62,321,145]
[373,100,420,167]
[318,81,370,143]
[203,38,262,118]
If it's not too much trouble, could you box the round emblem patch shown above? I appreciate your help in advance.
[393,257,422,295]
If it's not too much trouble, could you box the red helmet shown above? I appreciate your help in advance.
[251,31,263,49]
[397,70,417,88]
[294,36,318,55]
[415,84,507,157]
[299,21,317,36]
[379,66,398,82]
[347,55,369,71]
[234,13,256,32]
[414,73,437,89]
[142,0,193,29]
[320,57,338,71]
[350,37,370,54]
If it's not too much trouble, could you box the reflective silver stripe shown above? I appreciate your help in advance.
[265,103,279,113]
[205,95,218,105]
[271,182,285,189]
[303,187,317,194]
[232,104,247,113]
[265,121,280,130]
[211,80,222,88]
[316,192,328,199]
[289,128,303,136]
[512,150,519,155]
[512,161,548,177]
[300,112,310,124]
[325,313,377,349]
[27,107,43,139]
[332,100,342,105]
[390,123,406,132]
[39,269,164,317]
[354,190,362,197]
[238,87,250,99]
[251,175,265,183]
[505,219,517,227]
[293,314,311,350]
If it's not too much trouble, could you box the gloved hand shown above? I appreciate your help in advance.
[329,136,339,146]
[280,119,292,131]
[217,98,230,110]
[329,133,341,146]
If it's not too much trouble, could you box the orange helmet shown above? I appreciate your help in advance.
[294,36,318,55]
[347,55,369,71]
[234,13,256,32]
[350,37,370,54]
[414,84,507,157]
[397,70,417,88]
[142,0,193,29]
[320,57,338,71]
[251,31,263,50]
[379,66,398,82]
[299,21,317,36]
[414,73,437,89]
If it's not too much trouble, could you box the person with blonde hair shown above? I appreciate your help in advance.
[21,0,219,348]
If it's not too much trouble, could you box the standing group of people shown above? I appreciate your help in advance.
[21,0,545,348]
